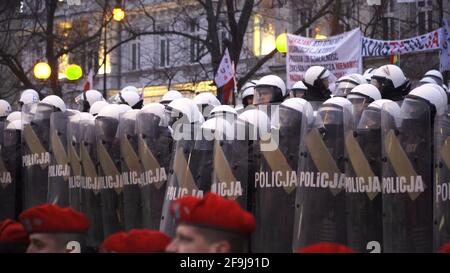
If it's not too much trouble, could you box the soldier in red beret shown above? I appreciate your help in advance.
[19,204,90,253]
[296,242,356,253]
[165,192,256,253]
[99,229,171,253]
[0,219,29,253]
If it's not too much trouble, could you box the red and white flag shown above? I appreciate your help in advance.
[83,68,95,92]
[214,48,235,104]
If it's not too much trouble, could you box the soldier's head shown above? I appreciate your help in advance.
[99,229,171,253]
[166,193,255,253]
[370,64,410,101]
[0,219,29,253]
[19,204,89,253]
[254,75,286,105]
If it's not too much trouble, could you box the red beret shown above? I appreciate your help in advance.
[438,243,450,253]
[297,242,356,253]
[19,204,90,234]
[0,219,29,244]
[170,192,255,235]
[100,229,171,253]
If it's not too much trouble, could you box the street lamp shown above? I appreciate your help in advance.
[34,62,51,80]
[275,33,287,53]
[102,5,125,97]
[65,64,83,80]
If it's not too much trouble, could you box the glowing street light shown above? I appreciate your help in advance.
[65,64,83,80]
[112,7,125,22]
[275,33,287,53]
[34,62,51,80]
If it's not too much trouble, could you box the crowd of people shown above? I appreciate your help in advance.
[0,64,450,253]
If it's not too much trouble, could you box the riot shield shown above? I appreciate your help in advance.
[293,104,350,250]
[118,110,142,230]
[159,123,208,237]
[434,111,450,251]
[80,117,103,248]
[22,102,53,209]
[96,115,124,238]
[344,106,383,253]
[67,113,83,211]
[250,104,306,253]
[210,116,248,209]
[0,121,21,220]
[137,107,172,230]
[47,111,75,206]
[381,98,432,253]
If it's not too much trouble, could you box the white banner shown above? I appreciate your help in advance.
[440,20,450,72]
[214,48,234,88]
[362,29,441,57]
[286,28,362,89]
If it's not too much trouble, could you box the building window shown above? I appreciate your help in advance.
[253,14,275,56]
[130,39,140,71]
[160,38,169,67]
[189,20,200,63]
[417,0,433,35]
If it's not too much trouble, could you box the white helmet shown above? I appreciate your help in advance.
[0,100,12,118]
[6,111,21,122]
[408,85,448,116]
[419,77,437,85]
[42,95,66,112]
[241,80,257,98]
[166,98,203,124]
[118,104,132,113]
[237,108,271,138]
[364,68,376,75]
[97,104,129,120]
[160,90,183,105]
[142,102,166,114]
[280,98,314,125]
[442,84,448,93]
[292,81,307,91]
[347,84,382,102]
[89,101,109,116]
[193,92,221,107]
[303,66,331,87]
[291,81,307,98]
[201,117,234,140]
[20,89,39,105]
[118,91,142,109]
[322,96,352,108]
[121,86,139,94]
[140,103,167,127]
[334,74,366,97]
[254,75,286,105]
[419,83,448,108]
[424,70,443,86]
[366,99,401,127]
[241,87,255,100]
[371,64,408,89]
[363,68,377,84]
[6,119,22,130]
[76,90,105,107]
[209,105,237,117]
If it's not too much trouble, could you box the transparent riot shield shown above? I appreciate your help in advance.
[80,117,103,248]
[345,106,383,253]
[293,104,350,250]
[95,116,124,238]
[22,103,53,209]
[137,107,172,230]
[381,98,432,253]
[119,110,142,230]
